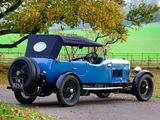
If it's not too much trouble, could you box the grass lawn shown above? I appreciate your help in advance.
[110,23,160,53]
[0,102,58,120]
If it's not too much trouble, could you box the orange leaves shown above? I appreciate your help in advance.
[77,0,124,34]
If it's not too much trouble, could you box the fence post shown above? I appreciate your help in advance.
[148,56,149,68]
[142,53,143,63]
[131,55,132,68]
[157,53,158,67]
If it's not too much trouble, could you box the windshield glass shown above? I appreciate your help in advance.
[58,46,104,60]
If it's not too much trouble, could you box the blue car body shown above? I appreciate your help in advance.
[8,35,154,106]
[32,58,130,84]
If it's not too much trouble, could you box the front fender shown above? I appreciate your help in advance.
[132,70,153,94]
[55,72,81,90]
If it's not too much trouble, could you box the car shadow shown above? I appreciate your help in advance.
[19,95,138,108]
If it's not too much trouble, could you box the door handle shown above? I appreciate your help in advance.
[73,67,77,70]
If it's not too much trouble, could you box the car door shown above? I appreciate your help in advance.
[72,61,87,76]
[80,62,109,83]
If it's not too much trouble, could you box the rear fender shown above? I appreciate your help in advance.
[132,70,153,94]
[55,72,82,91]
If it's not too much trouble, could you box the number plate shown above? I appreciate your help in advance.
[12,78,23,89]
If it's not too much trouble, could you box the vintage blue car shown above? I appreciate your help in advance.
[8,35,154,106]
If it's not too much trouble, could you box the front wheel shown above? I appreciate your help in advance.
[96,92,110,98]
[14,91,37,104]
[56,75,80,107]
[134,74,154,101]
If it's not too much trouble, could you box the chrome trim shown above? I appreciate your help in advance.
[108,64,112,68]
[83,87,123,90]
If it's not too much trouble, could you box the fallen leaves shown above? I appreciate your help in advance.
[0,102,58,120]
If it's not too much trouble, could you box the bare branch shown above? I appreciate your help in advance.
[95,33,109,42]
[105,37,121,46]
[95,33,100,42]
[0,30,19,35]
[0,35,29,48]
[0,28,39,48]
[0,0,22,19]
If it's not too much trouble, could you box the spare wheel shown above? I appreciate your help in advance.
[8,57,40,91]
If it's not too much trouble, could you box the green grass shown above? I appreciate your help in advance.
[0,102,58,120]
[110,23,160,53]
[0,34,27,54]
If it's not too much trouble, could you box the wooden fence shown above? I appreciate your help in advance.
[0,52,160,68]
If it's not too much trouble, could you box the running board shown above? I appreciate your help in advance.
[83,87,123,90]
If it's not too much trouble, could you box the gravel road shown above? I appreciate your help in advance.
[0,87,160,120]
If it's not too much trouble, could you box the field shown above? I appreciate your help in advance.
[0,23,160,54]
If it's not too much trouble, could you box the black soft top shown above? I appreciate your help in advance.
[25,35,103,59]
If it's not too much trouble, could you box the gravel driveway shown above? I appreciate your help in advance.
[0,87,160,120]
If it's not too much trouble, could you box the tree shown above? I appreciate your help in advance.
[0,0,159,48]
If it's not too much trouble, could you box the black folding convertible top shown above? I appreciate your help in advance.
[25,35,103,59]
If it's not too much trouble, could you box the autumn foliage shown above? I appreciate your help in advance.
[0,0,159,48]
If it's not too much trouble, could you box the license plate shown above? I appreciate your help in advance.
[12,78,23,89]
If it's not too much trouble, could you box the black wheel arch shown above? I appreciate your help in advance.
[55,72,82,92]
[132,70,153,95]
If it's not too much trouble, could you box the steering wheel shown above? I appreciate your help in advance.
[84,52,98,64]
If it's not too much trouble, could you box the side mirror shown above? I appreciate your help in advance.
[104,49,107,56]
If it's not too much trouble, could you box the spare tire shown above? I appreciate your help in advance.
[8,57,40,91]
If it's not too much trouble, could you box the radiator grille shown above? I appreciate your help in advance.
[113,70,123,77]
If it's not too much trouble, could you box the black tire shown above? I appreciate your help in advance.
[14,91,37,104]
[29,58,40,89]
[8,57,39,91]
[96,92,110,98]
[56,75,80,107]
[135,74,154,101]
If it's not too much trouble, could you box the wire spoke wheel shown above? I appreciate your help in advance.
[135,74,154,101]
[8,57,40,92]
[96,92,110,98]
[11,61,29,86]
[57,75,80,107]
[140,79,150,96]
[63,80,77,101]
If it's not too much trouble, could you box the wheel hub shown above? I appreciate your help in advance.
[141,81,148,94]
[70,88,74,94]
[16,71,21,76]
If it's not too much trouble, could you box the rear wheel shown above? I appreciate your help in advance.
[56,75,80,107]
[135,74,154,101]
[96,92,110,98]
[14,91,37,104]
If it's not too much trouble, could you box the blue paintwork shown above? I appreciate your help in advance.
[32,57,130,84]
